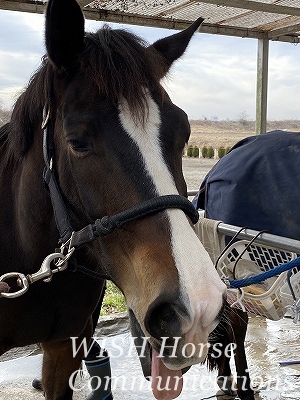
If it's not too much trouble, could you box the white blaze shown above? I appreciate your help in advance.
[118,94,225,337]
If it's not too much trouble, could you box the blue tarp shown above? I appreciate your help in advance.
[193,130,300,240]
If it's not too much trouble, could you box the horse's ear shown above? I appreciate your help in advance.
[45,0,85,70]
[149,17,204,76]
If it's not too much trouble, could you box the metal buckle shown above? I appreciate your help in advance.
[56,235,76,270]
[0,272,29,298]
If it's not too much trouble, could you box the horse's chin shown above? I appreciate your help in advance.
[129,310,194,400]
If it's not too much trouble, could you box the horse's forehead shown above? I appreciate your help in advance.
[62,78,101,109]
[118,94,179,196]
[61,81,188,154]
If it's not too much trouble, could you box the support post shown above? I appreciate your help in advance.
[255,38,269,134]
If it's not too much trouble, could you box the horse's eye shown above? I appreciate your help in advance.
[67,139,91,154]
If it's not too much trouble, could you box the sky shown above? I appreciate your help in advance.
[0,9,299,121]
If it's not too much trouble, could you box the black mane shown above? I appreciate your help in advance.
[7,26,166,158]
[82,27,165,117]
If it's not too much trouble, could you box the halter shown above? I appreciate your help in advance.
[42,107,199,274]
[0,107,199,297]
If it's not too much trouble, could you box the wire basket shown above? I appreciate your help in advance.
[217,240,297,320]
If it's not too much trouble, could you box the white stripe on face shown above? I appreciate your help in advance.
[118,94,176,195]
[119,94,225,336]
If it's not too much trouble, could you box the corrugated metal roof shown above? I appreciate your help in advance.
[0,0,299,42]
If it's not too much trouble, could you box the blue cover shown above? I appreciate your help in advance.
[193,130,300,240]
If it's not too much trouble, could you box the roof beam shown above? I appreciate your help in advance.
[83,8,300,42]
[198,0,300,17]
[273,34,300,43]
[0,0,46,13]
[201,21,265,38]
[202,22,299,42]
[83,9,192,30]
[268,22,300,38]
[83,8,265,37]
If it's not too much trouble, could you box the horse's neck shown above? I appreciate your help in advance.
[0,129,59,272]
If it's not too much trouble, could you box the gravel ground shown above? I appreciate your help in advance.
[182,156,217,191]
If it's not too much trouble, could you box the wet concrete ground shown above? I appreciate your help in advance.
[0,315,299,400]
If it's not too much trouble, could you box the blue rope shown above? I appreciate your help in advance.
[228,256,300,289]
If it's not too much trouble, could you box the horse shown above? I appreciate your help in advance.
[0,0,227,399]
[195,130,300,400]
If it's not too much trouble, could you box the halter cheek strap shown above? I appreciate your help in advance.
[42,107,73,244]
[43,167,73,244]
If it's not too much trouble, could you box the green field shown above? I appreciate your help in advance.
[101,281,127,315]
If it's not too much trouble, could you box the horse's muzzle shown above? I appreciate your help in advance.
[145,301,183,343]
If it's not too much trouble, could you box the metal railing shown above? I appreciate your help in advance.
[187,188,300,254]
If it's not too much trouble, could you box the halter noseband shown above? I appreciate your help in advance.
[42,107,199,275]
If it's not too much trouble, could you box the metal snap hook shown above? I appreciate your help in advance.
[27,252,65,284]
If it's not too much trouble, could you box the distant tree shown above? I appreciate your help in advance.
[238,111,249,127]
[192,146,199,158]
[218,146,226,158]
[202,146,208,158]
[207,146,215,159]
[186,145,193,157]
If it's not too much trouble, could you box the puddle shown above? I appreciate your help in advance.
[244,316,300,400]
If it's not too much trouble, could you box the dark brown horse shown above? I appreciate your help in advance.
[0,0,226,398]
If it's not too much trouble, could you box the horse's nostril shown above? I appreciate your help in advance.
[146,302,181,341]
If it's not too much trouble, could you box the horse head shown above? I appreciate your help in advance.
[42,0,226,397]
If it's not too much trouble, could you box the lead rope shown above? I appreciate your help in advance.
[226,256,300,288]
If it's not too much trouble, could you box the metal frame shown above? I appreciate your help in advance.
[186,189,300,253]
[256,38,269,134]
[217,222,300,254]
